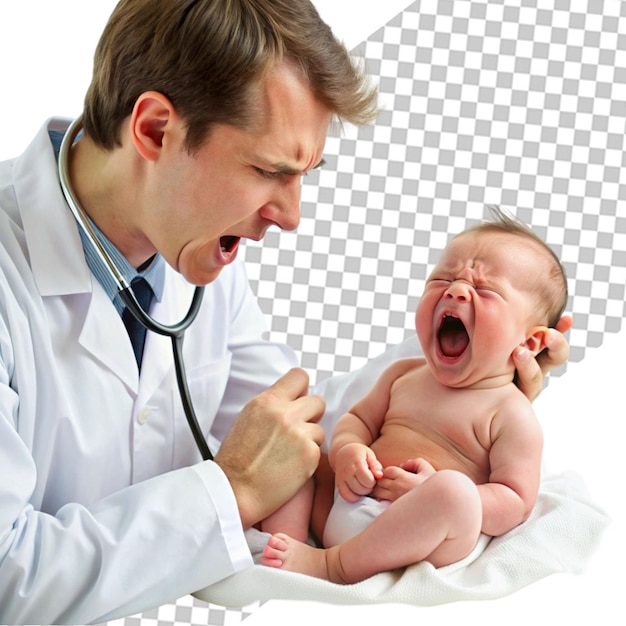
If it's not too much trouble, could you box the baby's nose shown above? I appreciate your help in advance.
[444,281,472,302]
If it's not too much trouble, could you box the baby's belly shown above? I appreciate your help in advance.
[370,431,486,483]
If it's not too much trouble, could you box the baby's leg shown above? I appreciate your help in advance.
[405,470,483,568]
[311,453,335,544]
[262,469,482,583]
[261,477,314,543]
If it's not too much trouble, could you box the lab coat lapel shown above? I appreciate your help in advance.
[135,306,171,408]
[135,273,196,407]
[79,286,140,392]
[14,118,140,392]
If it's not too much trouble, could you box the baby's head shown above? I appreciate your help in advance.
[458,208,568,329]
[415,207,568,389]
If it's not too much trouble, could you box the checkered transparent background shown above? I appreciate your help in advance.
[246,0,626,386]
[114,0,626,623]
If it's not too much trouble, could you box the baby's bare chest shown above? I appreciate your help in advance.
[370,378,496,483]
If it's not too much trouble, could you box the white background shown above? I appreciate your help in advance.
[0,1,622,624]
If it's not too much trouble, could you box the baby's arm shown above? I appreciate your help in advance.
[329,359,420,502]
[478,395,543,537]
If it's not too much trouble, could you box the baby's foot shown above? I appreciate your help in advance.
[261,533,346,582]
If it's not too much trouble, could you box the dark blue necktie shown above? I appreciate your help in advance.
[122,277,154,369]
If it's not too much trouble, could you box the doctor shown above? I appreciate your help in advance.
[0,0,571,623]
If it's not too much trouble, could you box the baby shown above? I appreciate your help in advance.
[261,208,568,583]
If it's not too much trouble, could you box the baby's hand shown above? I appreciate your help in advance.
[371,457,436,502]
[401,457,436,478]
[334,443,383,502]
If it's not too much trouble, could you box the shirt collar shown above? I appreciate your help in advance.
[77,217,165,314]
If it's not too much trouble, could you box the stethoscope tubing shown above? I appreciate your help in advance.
[58,115,213,461]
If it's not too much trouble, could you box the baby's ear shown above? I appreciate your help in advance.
[522,326,550,357]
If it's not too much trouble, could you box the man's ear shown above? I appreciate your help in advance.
[521,326,550,357]
[129,91,178,162]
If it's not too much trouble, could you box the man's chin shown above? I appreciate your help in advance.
[181,265,223,287]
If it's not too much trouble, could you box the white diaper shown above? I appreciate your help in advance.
[323,491,391,547]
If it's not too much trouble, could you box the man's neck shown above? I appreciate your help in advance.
[69,134,157,270]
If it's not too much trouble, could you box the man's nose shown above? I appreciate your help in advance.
[444,281,472,302]
[260,178,302,231]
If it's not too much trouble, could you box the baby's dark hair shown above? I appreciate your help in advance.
[460,206,568,328]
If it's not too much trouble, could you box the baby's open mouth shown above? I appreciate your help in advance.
[438,313,469,358]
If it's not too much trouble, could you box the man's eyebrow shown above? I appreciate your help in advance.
[271,158,326,175]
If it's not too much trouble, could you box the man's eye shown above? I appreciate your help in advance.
[255,167,281,179]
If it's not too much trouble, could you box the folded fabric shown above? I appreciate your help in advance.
[194,471,610,607]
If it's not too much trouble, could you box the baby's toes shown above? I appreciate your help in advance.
[260,533,290,568]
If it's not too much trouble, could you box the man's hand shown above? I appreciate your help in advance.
[214,368,325,529]
[513,315,573,401]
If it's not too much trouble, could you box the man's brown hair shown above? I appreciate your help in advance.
[83,0,378,151]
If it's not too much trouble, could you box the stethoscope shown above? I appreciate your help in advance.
[58,116,213,461]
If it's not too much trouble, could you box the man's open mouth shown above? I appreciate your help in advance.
[220,236,240,254]
[437,313,470,358]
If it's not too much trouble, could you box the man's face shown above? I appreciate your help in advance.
[145,63,332,285]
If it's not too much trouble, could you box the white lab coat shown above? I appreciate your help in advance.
[0,118,302,623]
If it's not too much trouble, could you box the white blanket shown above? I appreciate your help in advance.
[195,471,609,608]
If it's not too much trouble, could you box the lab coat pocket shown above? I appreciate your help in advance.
[172,352,232,465]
